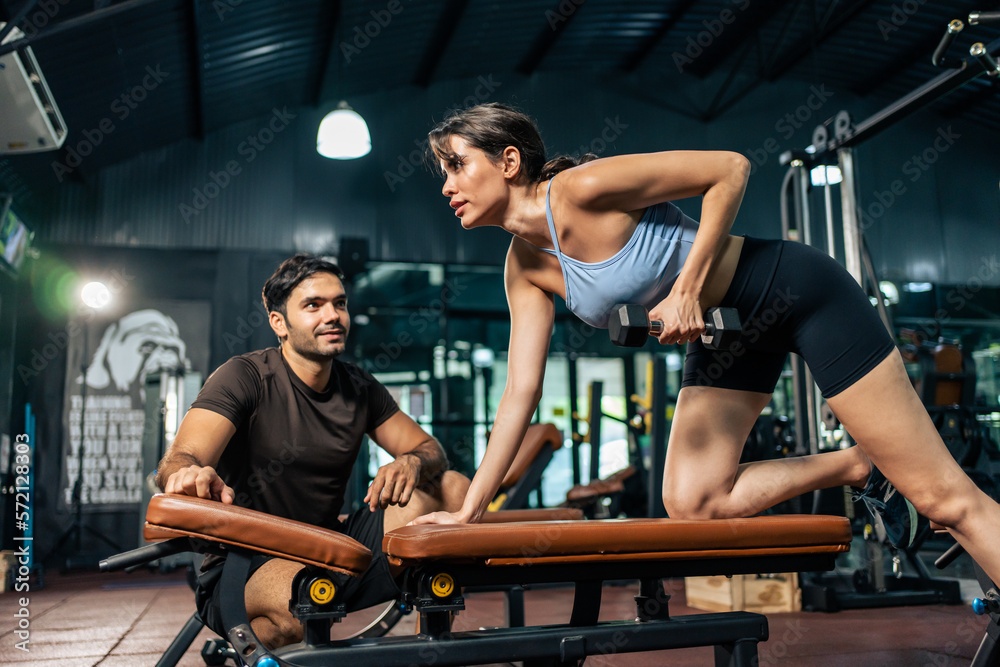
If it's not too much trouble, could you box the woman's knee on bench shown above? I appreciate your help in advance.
[662,485,746,520]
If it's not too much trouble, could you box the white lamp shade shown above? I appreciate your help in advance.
[317,106,371,159]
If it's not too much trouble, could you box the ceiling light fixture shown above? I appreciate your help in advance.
[317,101,371,159]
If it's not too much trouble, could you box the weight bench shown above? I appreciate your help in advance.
[103,494,852,667]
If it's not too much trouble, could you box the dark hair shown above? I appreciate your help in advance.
[262,253,345,315]
[427,103,598,184]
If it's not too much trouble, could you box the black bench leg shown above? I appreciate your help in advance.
[505,585,526,627]
[156,612,205,667]
[972,620,1000,667]
[714,639,759,667]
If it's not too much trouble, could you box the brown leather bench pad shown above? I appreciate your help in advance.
[143,494,372,575]
[482,508,584,522]
[383,515,851,567]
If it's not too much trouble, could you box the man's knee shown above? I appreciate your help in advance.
[417,470,470,511]
[251,613,302,649]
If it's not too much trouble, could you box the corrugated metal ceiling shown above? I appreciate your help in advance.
[1,0,998,185]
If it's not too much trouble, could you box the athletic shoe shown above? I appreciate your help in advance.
[852,466,919,549]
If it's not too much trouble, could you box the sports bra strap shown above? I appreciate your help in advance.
[544,179,563,257]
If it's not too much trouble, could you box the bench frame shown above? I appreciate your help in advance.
[102,498,851,667]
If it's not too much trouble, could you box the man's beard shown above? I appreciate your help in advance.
[286,321,346,360]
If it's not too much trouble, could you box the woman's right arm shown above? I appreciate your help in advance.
[412,241,554,524]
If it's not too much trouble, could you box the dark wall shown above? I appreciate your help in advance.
[20,70,1000,285]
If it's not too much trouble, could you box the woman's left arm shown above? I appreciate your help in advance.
[562,150,751,344]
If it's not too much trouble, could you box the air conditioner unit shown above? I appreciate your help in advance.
[0,23,67,154]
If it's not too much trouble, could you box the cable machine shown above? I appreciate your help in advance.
[779,11,1000,611]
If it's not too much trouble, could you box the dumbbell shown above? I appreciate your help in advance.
[608,304,742,350]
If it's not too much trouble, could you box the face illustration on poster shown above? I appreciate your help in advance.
[82,309,190,401]
[62,303,209,509]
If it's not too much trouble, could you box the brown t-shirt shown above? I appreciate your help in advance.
[190,347,398,529]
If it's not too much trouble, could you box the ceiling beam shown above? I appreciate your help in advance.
[0,0,41,44]
[516,0,584,76]
[701,33,765,121]
[412,0,469,88]
[0,0,168,57]
[619,0,698,73]
[764,0,875,83]
[695,0,805,121]
[684,1,788,79]
[309,0,339,106]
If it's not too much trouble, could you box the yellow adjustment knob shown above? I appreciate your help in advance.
[430,572,455,598]
[309,578,335,605]
[487,494,506,512]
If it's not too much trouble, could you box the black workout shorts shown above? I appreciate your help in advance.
[195,504,401,638]
[682,236,896,398]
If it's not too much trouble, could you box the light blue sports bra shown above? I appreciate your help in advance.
[538,179,700,329]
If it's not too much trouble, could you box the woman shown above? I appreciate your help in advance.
[410,102,1000,587]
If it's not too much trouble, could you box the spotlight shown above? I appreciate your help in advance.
[80,281,111,309]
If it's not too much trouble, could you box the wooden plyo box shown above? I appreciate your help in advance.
[684,573,801,613]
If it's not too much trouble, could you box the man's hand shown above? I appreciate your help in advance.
[164,465,235,504]
[365,454,421,512]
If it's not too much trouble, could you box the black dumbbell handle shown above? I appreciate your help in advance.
[645,320,718,338]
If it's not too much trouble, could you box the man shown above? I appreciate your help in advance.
[155,253,469,648]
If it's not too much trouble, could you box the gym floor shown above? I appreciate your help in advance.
[0,550,990,667]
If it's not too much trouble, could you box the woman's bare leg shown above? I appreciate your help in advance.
[662,385,870,519]
[826,350,1000,584]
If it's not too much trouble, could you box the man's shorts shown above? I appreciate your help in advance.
[682,236,896,398]
[195,504,401,637]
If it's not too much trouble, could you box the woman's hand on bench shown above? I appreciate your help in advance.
[408,509,469,526]
[163,465,235,504]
